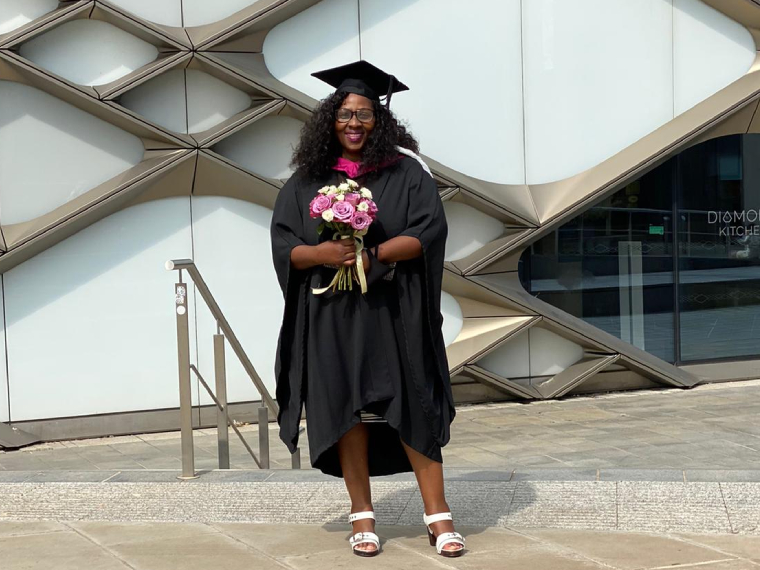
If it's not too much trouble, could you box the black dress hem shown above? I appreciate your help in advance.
[310,396,442,479]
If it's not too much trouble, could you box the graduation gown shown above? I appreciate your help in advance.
[270,156,455,477]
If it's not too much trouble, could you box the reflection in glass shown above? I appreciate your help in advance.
[521,133,760,364]
[521,165,675,362]
[676,135,760,361]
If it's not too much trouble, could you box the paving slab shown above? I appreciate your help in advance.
[88,527,284,570]
[431,543,610,570]
[24,471,119,483]
[599,469,685,482]
[0,529,131,570]
[70,521,218,544]
[511,469,598,481]
[686,470,760,483]
[213,522,351,558]
[521,528,739,570]
[279,542,458,570]
[0,521,68,538]
[676,532,760,564]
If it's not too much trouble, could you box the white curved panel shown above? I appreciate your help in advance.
[674,0,756,115]
[214,115,303,179]
[119,69,188,133]
[119,69,252,134]
[478,329,530,378]
[191,197,282,402]
[5,198,194,421]
[107,0,183,27]
[19,20,159,86]
[263,0,359,101]
[443,202,504,261]
[183,0,258,27]
[523,0,673,185]
[477,327,583,378]
[0,81,145,226]
[0,0,57,35]
[529,327,583,376]
[440,292,463,348]
[186,70,252,133]
[0,277,8,423]
[359,0,524,184]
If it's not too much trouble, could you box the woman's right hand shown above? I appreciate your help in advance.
[317,238,356,266]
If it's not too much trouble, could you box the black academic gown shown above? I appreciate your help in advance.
[270,156,455,477]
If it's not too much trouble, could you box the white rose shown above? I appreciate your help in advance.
[335,194,345,201]
[360,188,372,199]
[357,202,369,212]
[326,186,338,195]
[338,182,350,192]
[321,209,334,222]
[346,179,359,188]
[318,186,329,195]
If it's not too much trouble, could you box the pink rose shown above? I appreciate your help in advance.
[332,200,355,222]
[350,211,372,231]
[344,193,360,206]
[309,195,332,218]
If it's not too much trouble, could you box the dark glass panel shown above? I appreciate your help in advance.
[521,164,675,362]
[676,134,760,361]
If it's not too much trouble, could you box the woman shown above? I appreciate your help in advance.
[270,60,464,558]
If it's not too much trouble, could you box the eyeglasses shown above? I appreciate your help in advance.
[336,108,375,123]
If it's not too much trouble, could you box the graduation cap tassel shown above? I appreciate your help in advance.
[385,76,396,108]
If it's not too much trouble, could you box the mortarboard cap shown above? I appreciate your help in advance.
[311,60,409,107]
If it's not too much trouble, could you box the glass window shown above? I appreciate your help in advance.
[520,166,676,362]
[521,133,760,364]
[676,135,760,361]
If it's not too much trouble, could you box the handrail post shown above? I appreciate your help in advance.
[214,333,230,469]
[258,403,270,469]
[174,280,197,479]
[291,448,301,469]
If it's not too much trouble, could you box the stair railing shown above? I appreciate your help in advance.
[166,259,300,478]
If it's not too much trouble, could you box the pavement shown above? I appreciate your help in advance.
[2,380,760,568]
[1,521,759,570]
[4,379,760,473]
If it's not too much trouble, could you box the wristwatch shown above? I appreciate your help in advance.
[370,246,396,281]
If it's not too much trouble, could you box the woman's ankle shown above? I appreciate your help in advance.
[424,501,451,516]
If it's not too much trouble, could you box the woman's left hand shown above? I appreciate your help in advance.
[344,249,370,271]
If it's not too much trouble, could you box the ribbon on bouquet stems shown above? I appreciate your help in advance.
[312,233,367,295]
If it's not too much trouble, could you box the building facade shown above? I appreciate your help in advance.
[0,0,759,442]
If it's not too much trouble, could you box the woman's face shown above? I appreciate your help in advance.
[334,93,376,159]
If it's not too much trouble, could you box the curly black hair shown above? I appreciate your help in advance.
[291,91,419,181]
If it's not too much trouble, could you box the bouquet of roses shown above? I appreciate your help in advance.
[308,178,378,294]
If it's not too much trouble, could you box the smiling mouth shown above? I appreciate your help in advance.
[346,132,364,143]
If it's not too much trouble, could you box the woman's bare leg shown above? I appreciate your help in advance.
[401,440,463,553]
[337,423,376,553]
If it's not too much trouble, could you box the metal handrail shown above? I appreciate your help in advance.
[190,364,264,468]
[167,258,277,414]
[166,258,298,478]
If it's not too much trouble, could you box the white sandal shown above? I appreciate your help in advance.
[423,511,465,557]
[348,510,380,557]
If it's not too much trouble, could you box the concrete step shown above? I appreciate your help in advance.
[0,468,758,535]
